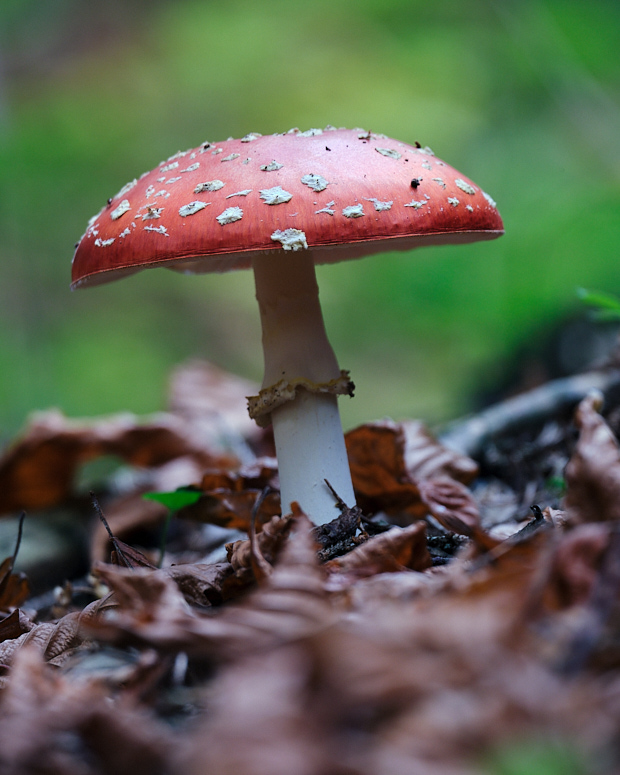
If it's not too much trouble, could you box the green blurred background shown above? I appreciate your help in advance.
[1,0,619,441]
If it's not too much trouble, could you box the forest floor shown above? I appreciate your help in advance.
[0,360,618,775]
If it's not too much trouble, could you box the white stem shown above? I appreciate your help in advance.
[253,251,356,524]
[272,391,356,521]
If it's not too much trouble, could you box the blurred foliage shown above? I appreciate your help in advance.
[0,0,619,439]
[483,739,587,775]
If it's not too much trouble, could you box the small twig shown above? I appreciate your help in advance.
[91,492,111,533]
[439,369,620,459]
[312,480,363,550]
[11,512,26,567]
[91,491,156,570]
[324,479,346,509]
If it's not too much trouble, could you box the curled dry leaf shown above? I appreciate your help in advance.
[90,564,233,657]
[221,514,331,652]
[164,561,237,606]
[92,494,158,570]
[345,419,479,525]
[226,514,293,580]
[520,521,620,676]
[564,391,620,524]
[417,476,480,534]
[0,409,238,515]
[90,490,168,564]
[0,609,33,643]
[545,523,612,609]
[0,595,115,672]
[0,512,29,611]
[325,522,431,579]
[0,578,29,615]
[0,564,29,614]
[395,419,479,482]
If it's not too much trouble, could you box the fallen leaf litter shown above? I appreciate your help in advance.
[0,360,619,773]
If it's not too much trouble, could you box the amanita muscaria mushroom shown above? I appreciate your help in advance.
[72,126,503,525]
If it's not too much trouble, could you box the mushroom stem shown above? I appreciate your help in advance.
[252,252,356,524]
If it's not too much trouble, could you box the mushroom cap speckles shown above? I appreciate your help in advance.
[375,147,401,160]
[116,180,137,198]
[226,190,253,199]
[179,201,210,217]
[365,198,393,212]
[316,201,336,216]
[144,225,170,236]
[195,180,225,193]
[271,228,308,251]
[72,127,503,288]
[342,204,365,218]
[455,179,476,195]
[110,199,131,220]
[483,191,498,209]
[141,207,164,221]
[260,186,293,205]
[261,161,283,171]
[301,174,329,193]
[217,206,244,225]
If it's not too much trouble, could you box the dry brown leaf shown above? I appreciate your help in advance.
[226,514,293,579]
[345,419,478,523]
[418,476,480,534]
[163,561,236,606]
[91,515,331,660]
[179,489,282,531]
[325,522,431,578]
[398,419,479,482]
[184,643,331,775]
[0,409,238,515]
[564,391,620,524]
[321,534,617,770]
[0,646,172,775]
[544,523,612,609]
[340,570,439,608]
[0,609,34,644]
[90,564,229,657]
[0,557,29,613]
[530,522,620,673]
[218,513,331,652]
[0,514,30,611]
[177,459,281,530]
[184,534,617,775]
[90,491,168,564]
[0,595,115,671]
[91,493,159,570]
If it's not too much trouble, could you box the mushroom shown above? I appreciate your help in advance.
[72,127,503,525]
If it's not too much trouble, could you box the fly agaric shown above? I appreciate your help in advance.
[72,127,503,525]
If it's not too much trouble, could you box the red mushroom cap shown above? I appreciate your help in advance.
[71,127,503,288]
